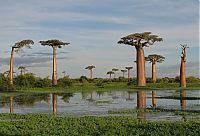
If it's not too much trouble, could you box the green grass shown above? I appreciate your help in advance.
[95,99,112,104]
[0,113,199,136]
[108,108,200,115]
[5,82,200,93]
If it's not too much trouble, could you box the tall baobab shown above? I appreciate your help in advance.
[9,40,34,85]
[145,54,165,84]
[121,70,127,78]
[85,65,95,79]
[125,67,133,81]
[39,40,70,86]
[180,44,188,88]
[118,32,163,86]
[18,66,28,75]
[112,68,118,78]
[106,71,114,79]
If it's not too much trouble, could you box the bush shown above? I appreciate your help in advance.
[34,77,52,88]
[58,76,73,87]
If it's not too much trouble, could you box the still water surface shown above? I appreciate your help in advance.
[0,90,199,120]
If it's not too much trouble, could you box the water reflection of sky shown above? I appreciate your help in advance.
[0,90,199,116]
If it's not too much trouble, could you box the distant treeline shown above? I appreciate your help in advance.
[0,73,199,91]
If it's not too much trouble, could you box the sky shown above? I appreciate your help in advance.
[0,0,199,78]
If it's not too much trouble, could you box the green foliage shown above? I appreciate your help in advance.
[79,76,88,83]
[58,76,73,87]
[0,114,199,136]
[14,73,37,88]
[39,39,70,48]
[0,73,15,91]
[187,76,200,83]
[118,32,163,47]
[34,77,52,88]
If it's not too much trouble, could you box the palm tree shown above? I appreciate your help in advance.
[145,54,165,84]
[121,70,127,78]
[180,44,189,88]
[9,39,34,85]
[18,66,28,75]
[118,32,163,86]
[106,71,115,79]
[85,65,95,79]
[39,40,70,86]
[112,68,118,78]
[125,67,133,81]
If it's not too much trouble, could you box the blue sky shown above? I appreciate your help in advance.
[0,0,199,78]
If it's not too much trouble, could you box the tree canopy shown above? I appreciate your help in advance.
[118,32,163,47]
[13,39,34,52]
[107,71,115,75]
[39,39,70,48]
[112,68,118,71]
[145,54,165,63]
[125,67,133,70]
[85,65,95,70]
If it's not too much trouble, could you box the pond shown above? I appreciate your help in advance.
[0,90,200,121]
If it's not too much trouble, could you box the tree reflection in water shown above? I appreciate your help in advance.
[137,91,146,120]
[152,91,157,109]
[52,93,57,115]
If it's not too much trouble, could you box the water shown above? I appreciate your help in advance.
[0,90,199,120]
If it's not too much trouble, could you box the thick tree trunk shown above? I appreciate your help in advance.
[9,47,14,85]
[52,47,57,85]
[90,69,93,79]
[127,69,130,81]
[180,90,186,110]
[10,96,14,113]
[122,72,125,78]
[152,62,156,84]
[109,74,111,79]
[180,59,186,88]
[137,91,146,109]
[136,47,146,86]
[152,91,156,109]
[52,93,57,115]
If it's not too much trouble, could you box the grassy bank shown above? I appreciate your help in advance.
[0,114,199,136]
[15,82,200,93]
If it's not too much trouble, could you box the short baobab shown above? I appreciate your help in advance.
[145,54,165,84]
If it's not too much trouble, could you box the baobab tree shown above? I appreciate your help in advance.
[112,68,118,78]
[125,66,133,81]
[145,54,165,84]
[18,66,28,75]
[106,71,114,79]
[39,40,70,86]
[85,65,95,79]
[180,44,189,88]
[9,40,34,85]
[118,32,163,86]
[121,69,127,78]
